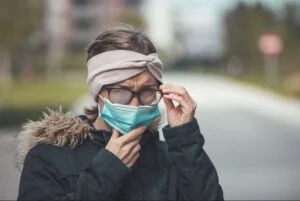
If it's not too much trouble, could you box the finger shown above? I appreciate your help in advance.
[160,84,196,105]
[126,152,140,168]
[110,129,120,140]
[161,88,188,98]
[163,93,189,110]
[122,144,141,164]
[119,126,146,144]
[163,97,174,111]
[119,138,141,161]
[160,84,187,93]
[128,144,141,158]
[122,137,141,153]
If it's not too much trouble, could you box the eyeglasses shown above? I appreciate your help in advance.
[102,86,163,106]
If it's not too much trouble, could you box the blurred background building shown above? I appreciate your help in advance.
[2,0,300,81]
[46,0,141,50]
[44,0,142,77]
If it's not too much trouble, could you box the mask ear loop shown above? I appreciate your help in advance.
[97,95,108,114]
[97,96,111,145]
[98,95,105,102]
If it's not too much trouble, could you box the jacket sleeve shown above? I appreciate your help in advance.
[17,147,130,201]
[162,118,224,201]
[75,148,130,200]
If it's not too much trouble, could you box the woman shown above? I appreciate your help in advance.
[17,26,224,200]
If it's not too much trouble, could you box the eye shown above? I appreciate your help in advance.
[109,88,132,104]
[140,89,162,105]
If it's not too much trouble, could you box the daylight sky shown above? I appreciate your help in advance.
[170,0,298,13]
[142,0,299,49]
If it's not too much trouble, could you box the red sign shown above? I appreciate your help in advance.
[258,32,283,56]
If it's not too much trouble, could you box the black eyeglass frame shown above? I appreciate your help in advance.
[102,86,163,105]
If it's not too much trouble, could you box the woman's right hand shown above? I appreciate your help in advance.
[105,127,146,168]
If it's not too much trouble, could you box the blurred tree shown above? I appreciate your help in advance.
[281,3,300,54]
[118,9,145,28]
[0,0,43,84]
[224,1,300,95]
[224,2,277,73]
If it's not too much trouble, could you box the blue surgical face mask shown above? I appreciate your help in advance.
[98,97,160,135]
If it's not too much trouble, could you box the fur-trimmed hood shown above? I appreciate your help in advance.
[16,109,93,169]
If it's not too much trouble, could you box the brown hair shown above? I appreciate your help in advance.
[84,25,157,123]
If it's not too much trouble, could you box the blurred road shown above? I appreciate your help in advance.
[1,72,300,200]
[165,73,300,200]
[0,129,20,200]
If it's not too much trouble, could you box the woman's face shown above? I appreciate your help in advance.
[98,70,160,107]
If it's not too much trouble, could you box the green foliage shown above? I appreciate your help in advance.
[224,2,300,97]
[225,2,300,71]
[0,106,59,128]
[62,52,86,71]
[224,2,277,70]
[281,3,300,54]
[0,0,43,51]
[0,80,87,108]
[118,9,145,29]
[0,79,87,127]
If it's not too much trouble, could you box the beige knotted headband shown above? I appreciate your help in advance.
[87,50,163,101]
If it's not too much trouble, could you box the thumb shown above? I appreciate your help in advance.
[110,129,120,140]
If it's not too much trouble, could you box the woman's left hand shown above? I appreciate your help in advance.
[160,84,197,127]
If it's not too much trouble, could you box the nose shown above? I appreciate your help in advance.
[128,95,140,107]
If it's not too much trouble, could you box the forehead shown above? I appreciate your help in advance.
[118,70,157,86]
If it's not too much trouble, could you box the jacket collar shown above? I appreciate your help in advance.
[16,109,93,169]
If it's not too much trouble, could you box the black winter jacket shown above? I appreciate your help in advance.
[16,110,223,200]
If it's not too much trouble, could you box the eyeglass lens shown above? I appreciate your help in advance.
[109,88,162,105]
